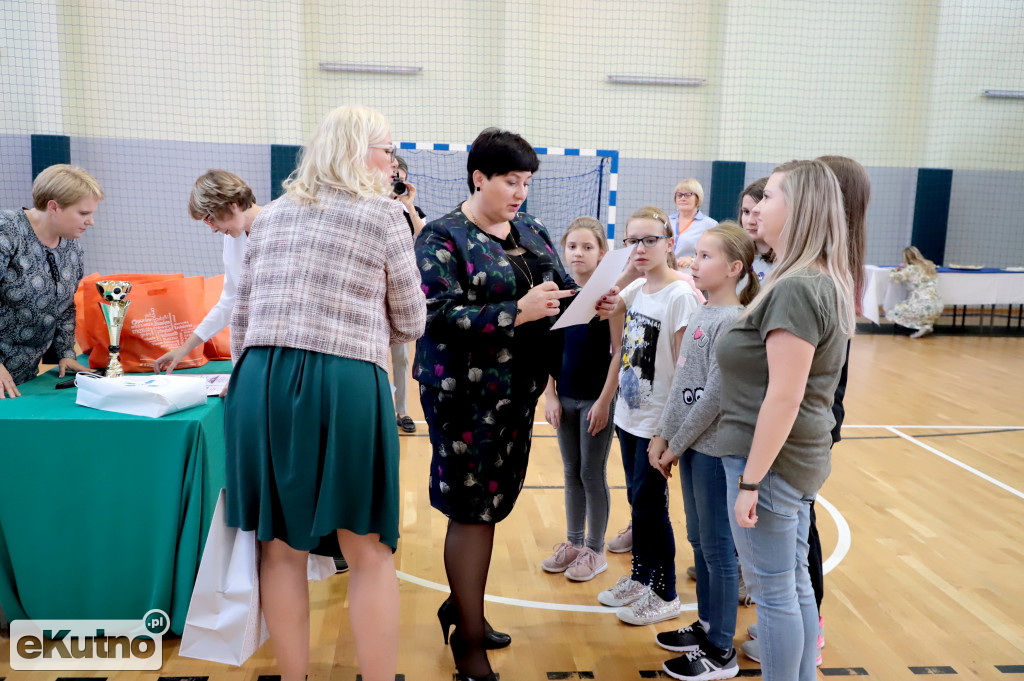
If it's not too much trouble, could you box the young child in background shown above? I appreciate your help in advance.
[886,246,943,338]
[597,207,701,625]
[541,217,620,582]
[648,222,759,680]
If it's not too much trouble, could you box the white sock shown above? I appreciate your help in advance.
[699,619,710,631]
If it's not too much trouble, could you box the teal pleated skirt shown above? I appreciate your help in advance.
[224,346,401,550]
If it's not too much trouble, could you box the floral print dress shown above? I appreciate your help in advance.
[885,264,944,330]
[414,208,573,524]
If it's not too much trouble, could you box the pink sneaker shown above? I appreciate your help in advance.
[565,548,608,582]
[606,524,633,553]
[541,542,581,573]
[818,615,825,649]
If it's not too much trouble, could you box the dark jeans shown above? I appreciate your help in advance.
[679,449,737,651]
[617,427,676,600]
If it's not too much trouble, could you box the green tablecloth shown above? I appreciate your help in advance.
[0,360,231,635]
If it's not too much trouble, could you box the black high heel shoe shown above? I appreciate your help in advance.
[450,627,499,681]
[438,598,512,649]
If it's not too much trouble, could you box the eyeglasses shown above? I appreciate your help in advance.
[370,143,398,159]
[674,192,695,200]
[45,251,60,284]
[623,235,672,248]
[202,214,215,227]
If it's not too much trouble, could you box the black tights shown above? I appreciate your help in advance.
[444,519,495,677]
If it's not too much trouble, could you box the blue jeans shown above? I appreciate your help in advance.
[617,427,676,600]
[679,449,737,652]
[556,396,615,552]
[723,456,818,681]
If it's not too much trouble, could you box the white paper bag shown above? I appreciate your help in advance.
[307,553,339,581]
[75,373,206,418]
[179,489,269,666]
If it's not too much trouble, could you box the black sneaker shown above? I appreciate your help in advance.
[334,555,349,573]
[663,645,738,680]
[656,620,710,652]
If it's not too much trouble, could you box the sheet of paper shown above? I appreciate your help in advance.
[552,244,635,330]
[190,374,231,396]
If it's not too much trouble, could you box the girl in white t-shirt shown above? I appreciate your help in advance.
[597,206,700,626]
[153,170,261,374]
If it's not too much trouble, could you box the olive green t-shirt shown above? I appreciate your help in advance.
[715,270,846,496]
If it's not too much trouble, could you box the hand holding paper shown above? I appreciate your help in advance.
[552,244,635,330]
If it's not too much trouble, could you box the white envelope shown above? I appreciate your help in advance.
[74,373,207,418]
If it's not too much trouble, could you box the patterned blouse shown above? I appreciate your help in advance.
[886,264,944,328]
[0,209,84,385]
[413,208,575,398]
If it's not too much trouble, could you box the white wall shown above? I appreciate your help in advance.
[2,0,1019,169]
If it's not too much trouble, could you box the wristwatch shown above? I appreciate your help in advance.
[738,475,761,491]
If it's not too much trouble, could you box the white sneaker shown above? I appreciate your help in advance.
[616,589,681,625]
[597,575,648,607]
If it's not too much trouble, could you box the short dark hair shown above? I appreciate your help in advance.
[466,127,539,193]
[395,155,408,174]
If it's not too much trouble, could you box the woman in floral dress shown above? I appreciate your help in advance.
[414,127,618,680]
[886,246,944,338]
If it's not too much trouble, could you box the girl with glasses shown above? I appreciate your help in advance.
[597,206,700,627]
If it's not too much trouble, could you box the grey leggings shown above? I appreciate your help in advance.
[556,395,615,552]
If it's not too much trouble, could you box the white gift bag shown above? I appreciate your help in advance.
[179,489,268,666]
[75,373,207,418]
[179,490,343,666]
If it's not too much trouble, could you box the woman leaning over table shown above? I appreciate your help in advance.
[670,178,718,270]
[415,127,619,681]
[153,169,261,374]
[224,105,425,681]
[0,164,103,398]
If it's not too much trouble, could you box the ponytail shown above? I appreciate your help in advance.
[704,221,760,306]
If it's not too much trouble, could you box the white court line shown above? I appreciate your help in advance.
[816,495,851,575]
[412,421,1024,429]
[886,427,1024,501]
[397,496,851,613]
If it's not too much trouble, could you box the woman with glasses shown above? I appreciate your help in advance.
[414,127,619,681]
[224,105,425,681]
[0,164,103,398]
[670,178,718,270]
[153,169,262,374]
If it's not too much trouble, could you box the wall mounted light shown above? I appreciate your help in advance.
[319,63,423,74]
[983,89,1024,99]
[607,75,705,86]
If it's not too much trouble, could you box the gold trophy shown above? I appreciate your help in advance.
[96,280,132,378]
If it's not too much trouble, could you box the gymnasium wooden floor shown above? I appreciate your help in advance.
[2,334,1023,680]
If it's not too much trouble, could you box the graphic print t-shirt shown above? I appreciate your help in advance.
[613,278,700,438]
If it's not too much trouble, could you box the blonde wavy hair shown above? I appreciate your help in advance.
[283,105,391,204]
[742,160,857,337]
[902,246,937,278]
